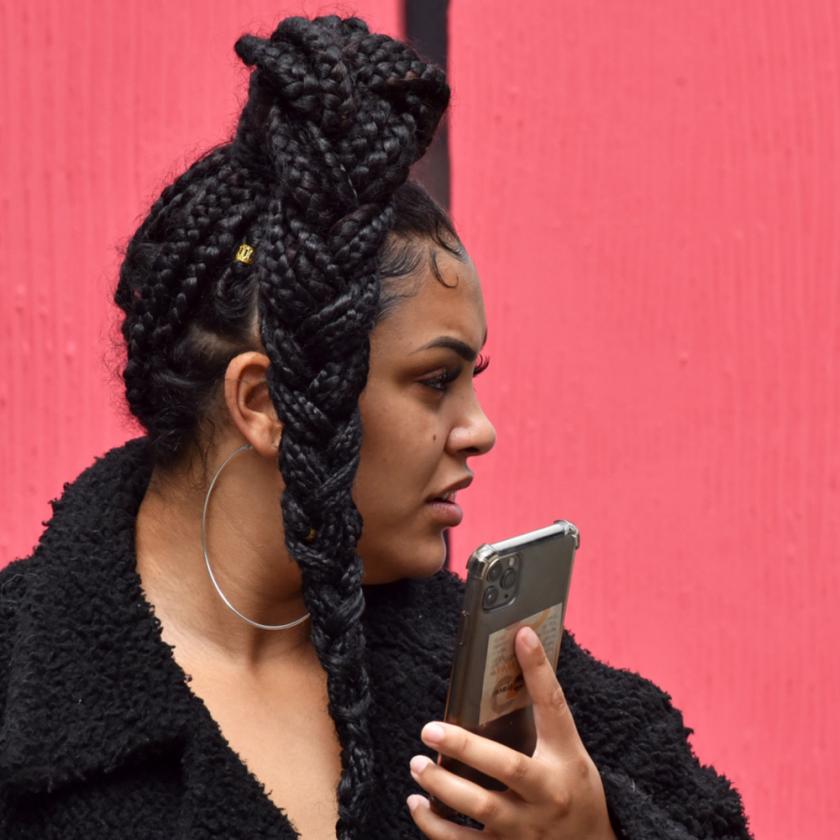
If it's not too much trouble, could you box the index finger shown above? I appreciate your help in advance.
[515,625,582,752]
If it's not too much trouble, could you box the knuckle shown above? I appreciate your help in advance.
[474,792,501,824]
[575,755,592,781]
[534,648,551,669]
[504,752,530,785]
[548,684,569,714]
[456,729,471,755]
[549,786,573,816]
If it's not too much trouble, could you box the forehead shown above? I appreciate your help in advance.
[373,249,486,353]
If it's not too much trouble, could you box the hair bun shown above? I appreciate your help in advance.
[235,17,358,137]
[234,15,449,205]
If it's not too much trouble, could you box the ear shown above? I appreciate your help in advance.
[222,352,282,458]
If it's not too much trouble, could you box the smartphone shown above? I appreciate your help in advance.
[431,520,579,819]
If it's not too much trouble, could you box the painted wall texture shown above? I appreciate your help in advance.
[0,0,400,549]
[1,1,836,838]
[447,2,839,838]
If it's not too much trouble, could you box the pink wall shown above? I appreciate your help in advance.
[448,1,839,838]
[0,0,401,556]
[2,1,837,837]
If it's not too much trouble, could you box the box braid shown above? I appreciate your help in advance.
[112,15,452,838]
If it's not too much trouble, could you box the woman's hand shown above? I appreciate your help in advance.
[406,626,617,839]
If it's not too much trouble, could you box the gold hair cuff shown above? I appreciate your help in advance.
[235,243,255,265]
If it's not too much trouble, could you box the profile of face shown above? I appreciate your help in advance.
[354,244,496,584]
[205,240,495,596]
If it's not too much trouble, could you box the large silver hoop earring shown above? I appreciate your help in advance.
[201,442,310,631]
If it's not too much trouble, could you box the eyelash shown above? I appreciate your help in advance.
[421,353,491,393]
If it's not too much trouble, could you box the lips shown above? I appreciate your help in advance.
[426,475,473,504]
[426,498,464,526]
[425,475,472,527]
[431,490,458,503]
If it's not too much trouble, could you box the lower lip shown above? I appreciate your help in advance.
[426,500,464,526]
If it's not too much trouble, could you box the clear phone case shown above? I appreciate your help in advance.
[431,520,579,819]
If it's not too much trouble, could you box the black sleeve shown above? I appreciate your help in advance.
[558,630,753,840]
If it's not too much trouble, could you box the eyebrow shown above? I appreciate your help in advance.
[412,330,488,362]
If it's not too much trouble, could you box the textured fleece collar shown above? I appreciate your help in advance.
[0,438,195,790]
[0,441,755,840]
[0,438,461,838]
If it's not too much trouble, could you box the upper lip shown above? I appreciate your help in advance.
[428,475,474,502]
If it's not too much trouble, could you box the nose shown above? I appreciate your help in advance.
[447,393,497,458]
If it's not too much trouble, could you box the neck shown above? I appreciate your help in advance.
[135,460,313,669]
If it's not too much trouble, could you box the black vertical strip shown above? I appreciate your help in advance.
[405,0,451,212]
[404,0,454,568]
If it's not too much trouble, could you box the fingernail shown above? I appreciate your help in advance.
[407,794,424,813]
[421,722,445,744]
[410,754,432,775]
[522,626,540,650]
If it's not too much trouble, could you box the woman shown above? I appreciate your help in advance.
[0,14,752,840]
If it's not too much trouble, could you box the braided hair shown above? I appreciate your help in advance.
[112,15,458,838]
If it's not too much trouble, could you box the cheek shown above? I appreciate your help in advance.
[358,394,442,497]
[353,400,449,578]
[355,426,434,516]
[353,397,444,524]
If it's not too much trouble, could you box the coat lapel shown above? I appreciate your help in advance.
[0,435,464,839]
[0,439,194,793]
[0,438,301,838]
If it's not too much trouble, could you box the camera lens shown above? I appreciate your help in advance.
[483,587,499,609]
[487,562,502,582]
[501,568,517,589]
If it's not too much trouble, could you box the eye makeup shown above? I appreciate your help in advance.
[420,353,491,393]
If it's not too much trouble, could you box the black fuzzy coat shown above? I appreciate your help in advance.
[0,438,752,839]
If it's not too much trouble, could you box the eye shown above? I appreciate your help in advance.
[420,368,460,393]
[420,354,491,394]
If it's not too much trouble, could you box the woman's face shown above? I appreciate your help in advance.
[355,244,496,583]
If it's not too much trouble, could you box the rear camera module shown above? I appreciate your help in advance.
[483,586,499,609]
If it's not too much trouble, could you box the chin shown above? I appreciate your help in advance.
[360,533,447,584]
[405,554,447,580]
